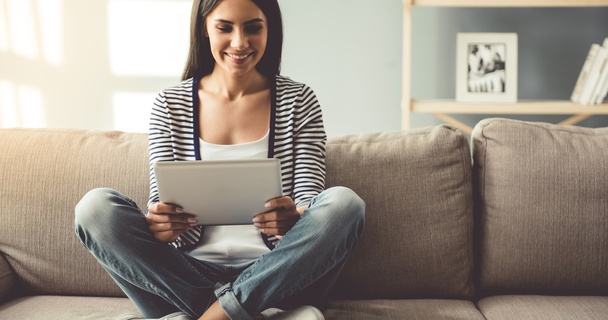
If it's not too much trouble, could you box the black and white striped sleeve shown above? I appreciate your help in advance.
[147,90,176,210]
[291,84,327,208]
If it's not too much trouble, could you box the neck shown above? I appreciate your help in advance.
[204,67,268,101]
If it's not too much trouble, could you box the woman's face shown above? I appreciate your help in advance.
[205,0,268,77]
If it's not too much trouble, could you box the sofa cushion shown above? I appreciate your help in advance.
[472,118,608,295]
[478,295,608,320]
[325,299,485,320]
[0,128,149,297]
[325,125,474,299]
[0,296,140,320]
[0,254,14,302]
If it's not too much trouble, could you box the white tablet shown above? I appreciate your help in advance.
[153,159,283,226]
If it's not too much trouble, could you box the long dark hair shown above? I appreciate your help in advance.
[181,0,283,81]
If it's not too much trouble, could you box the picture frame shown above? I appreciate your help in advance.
[456,33,518,103]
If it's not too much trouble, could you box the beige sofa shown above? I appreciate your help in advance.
[0,118,607,319]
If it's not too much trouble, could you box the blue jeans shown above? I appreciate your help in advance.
[74,187,365,319]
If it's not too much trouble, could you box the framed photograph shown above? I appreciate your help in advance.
[456,33,518,103]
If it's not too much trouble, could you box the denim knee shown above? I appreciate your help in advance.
[74,187,135,238]
[308,186,366,239]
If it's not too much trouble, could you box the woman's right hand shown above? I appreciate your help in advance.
[146,202,198,243]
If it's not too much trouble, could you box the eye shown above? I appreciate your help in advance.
[217,25,232,33]
[245,25,263,34]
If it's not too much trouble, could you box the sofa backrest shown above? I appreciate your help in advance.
[0,128,149,297]
[326,125,475,299]
[0,125,475,300]
[472,118,608,295]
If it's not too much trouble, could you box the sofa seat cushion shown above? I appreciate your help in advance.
[0,296,140,320]
[478,295,608,320]
[324,299,485,320]
[325,125,474,299]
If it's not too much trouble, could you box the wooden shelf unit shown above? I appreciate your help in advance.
[402,0,608,133]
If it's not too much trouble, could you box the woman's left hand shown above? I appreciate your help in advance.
[253,196,302,236]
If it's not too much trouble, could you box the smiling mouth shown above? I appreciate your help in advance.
[225,52,254,60]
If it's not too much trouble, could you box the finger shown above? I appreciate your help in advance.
[253,211,288,223]
[259,226,290,236]
[149,202,184,215]
[264,196,295,210]
[146,212,197,225]
[253,219,296,229]
[253,209,300,226]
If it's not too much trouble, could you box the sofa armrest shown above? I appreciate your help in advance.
[0,252,15,303]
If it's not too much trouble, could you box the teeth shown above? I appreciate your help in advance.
[227,53,250,60]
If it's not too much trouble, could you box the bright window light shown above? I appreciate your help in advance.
[0,0,9,51]
[108,0,190,77]
[112,92,156,133]
[0,81,45,128]
[6,0,39,59]
[36,0,63,65]
[0,80,18,127]
[17,85,45,128]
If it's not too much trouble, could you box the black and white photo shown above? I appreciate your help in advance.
[456,33,518,103]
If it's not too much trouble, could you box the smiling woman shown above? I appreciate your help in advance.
[74,1,365,320]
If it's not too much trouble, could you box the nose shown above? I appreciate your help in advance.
[231,29,248,50]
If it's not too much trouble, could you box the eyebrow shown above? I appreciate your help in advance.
[214,18,264,25]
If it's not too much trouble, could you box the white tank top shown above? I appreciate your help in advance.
[186,130,272,265]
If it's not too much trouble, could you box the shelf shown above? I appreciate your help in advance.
[402,100,608,134]
[410,0,608,7]
[402,1,608,131]
[409,100,608,114]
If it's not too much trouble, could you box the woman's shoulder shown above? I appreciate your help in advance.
[274,74,317,97]
[162,78,194,96]
[276,74,306,88]
[153,78,194,110]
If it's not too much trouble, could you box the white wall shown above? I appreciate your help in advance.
[281,0,402,136]
[0,0,192,132]
[1,1,607,136]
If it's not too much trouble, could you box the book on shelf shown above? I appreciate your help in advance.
[592,38,608,104]
[571,44,599,103]
[571,38,608,106]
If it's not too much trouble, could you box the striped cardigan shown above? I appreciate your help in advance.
[148,75,327,250]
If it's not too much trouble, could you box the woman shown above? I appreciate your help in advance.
[75,0,365,319]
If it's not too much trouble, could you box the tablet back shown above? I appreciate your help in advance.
[153,159,282,225]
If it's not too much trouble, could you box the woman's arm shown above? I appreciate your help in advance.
[147,91,197,244]
[290,84,327,209]
[254,83,327,236]
[148,90,175,207]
